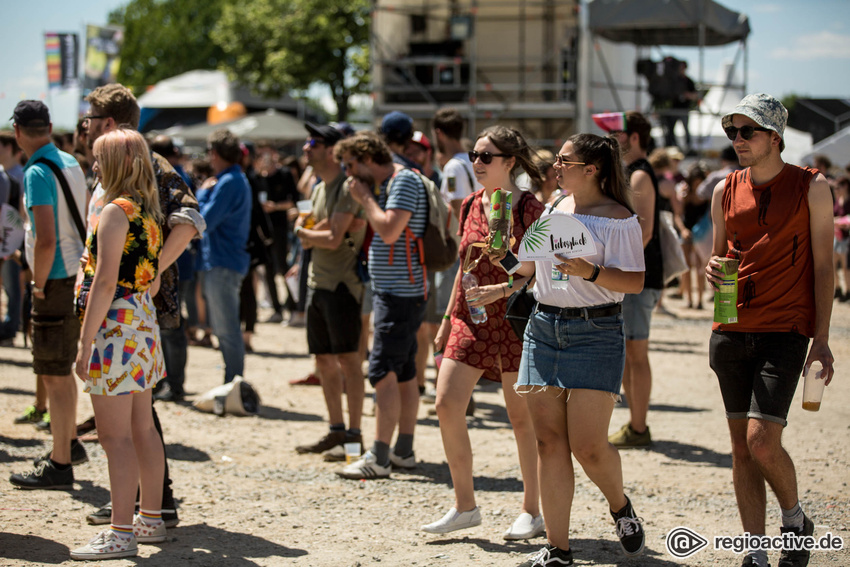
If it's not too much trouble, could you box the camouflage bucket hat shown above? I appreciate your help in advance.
[722,93,787,151]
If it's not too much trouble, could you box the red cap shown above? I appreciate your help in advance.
[411,130,432,152]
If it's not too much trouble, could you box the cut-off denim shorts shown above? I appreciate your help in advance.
[516,307,626,397]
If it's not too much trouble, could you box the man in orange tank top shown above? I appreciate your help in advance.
[705,94,835,567]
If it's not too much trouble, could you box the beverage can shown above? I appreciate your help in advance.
[714,256,739,324]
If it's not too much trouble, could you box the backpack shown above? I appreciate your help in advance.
[388,169,459,297]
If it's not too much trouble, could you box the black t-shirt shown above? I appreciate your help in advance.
[628,158,664,290]
[265,166,299,226]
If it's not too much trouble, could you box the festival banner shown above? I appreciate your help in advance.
[83,25,124,92]
[44,33,79,89]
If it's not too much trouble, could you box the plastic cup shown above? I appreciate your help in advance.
[296,200,312,215]
[344,442,361,464]
[802,361,825,412]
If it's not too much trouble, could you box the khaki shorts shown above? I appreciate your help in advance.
[32,277,80,376]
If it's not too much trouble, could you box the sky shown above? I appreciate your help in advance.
[1,0,849,131]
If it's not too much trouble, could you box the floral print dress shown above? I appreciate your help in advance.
[444,189,544,381]
[78,196,164,396]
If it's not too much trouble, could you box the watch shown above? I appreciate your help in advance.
[31,282,45,294]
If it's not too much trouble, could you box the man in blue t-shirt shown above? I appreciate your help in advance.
[200,129,251,384]
[9,100,88,490]
[334,131,429,479]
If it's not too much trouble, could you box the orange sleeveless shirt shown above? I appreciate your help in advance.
[714,164,818,336]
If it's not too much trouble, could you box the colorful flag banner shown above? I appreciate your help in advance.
[83,24,123,92]
[44,33,79,89]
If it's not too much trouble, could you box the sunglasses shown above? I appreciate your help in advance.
[306,138,325,148]
[469,150,510,164]
[555,155,586,167]
[724,125,771,141]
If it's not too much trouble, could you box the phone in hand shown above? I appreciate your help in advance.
[499,250,521,275]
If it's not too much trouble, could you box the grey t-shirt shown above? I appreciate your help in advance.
[307,172,366,299]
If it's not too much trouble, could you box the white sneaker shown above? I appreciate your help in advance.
[70,530,138,560]
[504,512,545,540]
[133,515,167,543]
[389,451,416,469]
[422,507,482,534]
[337,451,391,480]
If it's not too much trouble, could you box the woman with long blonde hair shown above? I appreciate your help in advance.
[71,128,167,560]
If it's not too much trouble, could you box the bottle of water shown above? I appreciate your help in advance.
[551,263,569,289]
[462,272,488,324]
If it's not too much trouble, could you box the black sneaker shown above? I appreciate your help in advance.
[611,496,645,556]
[295,430,346,454]
[87,502,180,528]
[778,514,814,567]
[34,439,89,466]
[154,383,185,402]
[518,544,573,566]
[742,556,771,567]
[9,460,74,490]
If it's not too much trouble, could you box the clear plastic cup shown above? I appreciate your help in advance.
[802,361,825,412]
[344,442,361,464]
[296,200,312,215]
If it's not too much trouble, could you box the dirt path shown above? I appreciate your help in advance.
[1,295,848,566]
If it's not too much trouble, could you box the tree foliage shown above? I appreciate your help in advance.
[109,0,233,93]
[213,0,371,120]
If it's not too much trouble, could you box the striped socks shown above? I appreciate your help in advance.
[110,524,133,540]
[138,509,164,527]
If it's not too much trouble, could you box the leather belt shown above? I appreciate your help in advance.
[536,302,622,320]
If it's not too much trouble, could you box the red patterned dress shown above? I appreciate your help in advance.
[444,189,545,381]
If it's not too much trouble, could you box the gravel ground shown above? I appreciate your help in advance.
[1,294,848,566]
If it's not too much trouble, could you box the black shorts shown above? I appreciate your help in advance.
[306,283,362,355]
[32,277,80,376]
[709,330,809,426]
[368,292,426,386]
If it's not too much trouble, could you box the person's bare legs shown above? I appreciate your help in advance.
[567,389,627,513]
[397,378,420,437]
[338,351,365,431]
[623,340,651,433]
[92,393,139,526]
[374,371,401,445]
[434,359,481,511]
[501,371,540,517]
[524,387,573,551]
[316,354,345,425]
[129,389,164,514]
[729,417,800,534]
[35,375,48,413]
[42,374,76,464]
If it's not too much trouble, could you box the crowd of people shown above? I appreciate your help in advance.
[0,88,840,567]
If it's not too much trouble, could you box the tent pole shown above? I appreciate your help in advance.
[469,0,478,136]
[577,0,591,132]
[743,39,748,94]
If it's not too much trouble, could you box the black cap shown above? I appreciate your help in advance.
[12,100,50,127]
[304,122,342,146]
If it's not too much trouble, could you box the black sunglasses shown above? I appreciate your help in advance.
[469,150,510,164]
[724,125,771,141]
[306,138,325,148]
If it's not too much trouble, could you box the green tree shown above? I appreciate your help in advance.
[109,0,233,92]
[213,0,370,121]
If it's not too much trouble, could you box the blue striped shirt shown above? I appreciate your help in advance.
[370,169,429,297]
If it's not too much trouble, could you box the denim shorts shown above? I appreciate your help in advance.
[516,308,625,395]
[368,292,426,386]
[709,330,809,426]
[622,287,661,341]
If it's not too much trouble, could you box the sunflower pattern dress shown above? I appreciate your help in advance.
[77,196,164,396]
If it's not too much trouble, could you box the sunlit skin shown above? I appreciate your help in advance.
[730,116,774,168]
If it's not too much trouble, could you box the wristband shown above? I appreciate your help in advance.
[584,263,601,282]
[294,225,302,236]
[442,314,450,321]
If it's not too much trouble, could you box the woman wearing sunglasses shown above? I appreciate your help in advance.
[514,133,646,566]
[423,126,546,540]
[71,129,167,560]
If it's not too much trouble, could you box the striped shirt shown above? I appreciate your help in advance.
[369,168,429,297]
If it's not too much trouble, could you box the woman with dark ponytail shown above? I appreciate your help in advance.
[512,133,647,566]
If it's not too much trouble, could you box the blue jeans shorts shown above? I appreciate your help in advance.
[709,330,809,426]
[622,287,661,341]
[517,308,625,396]
[368,292,426,386]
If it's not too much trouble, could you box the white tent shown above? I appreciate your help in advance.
[803,126,850,168]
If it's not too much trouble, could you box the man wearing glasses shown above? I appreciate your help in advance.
[705,94,834,567]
